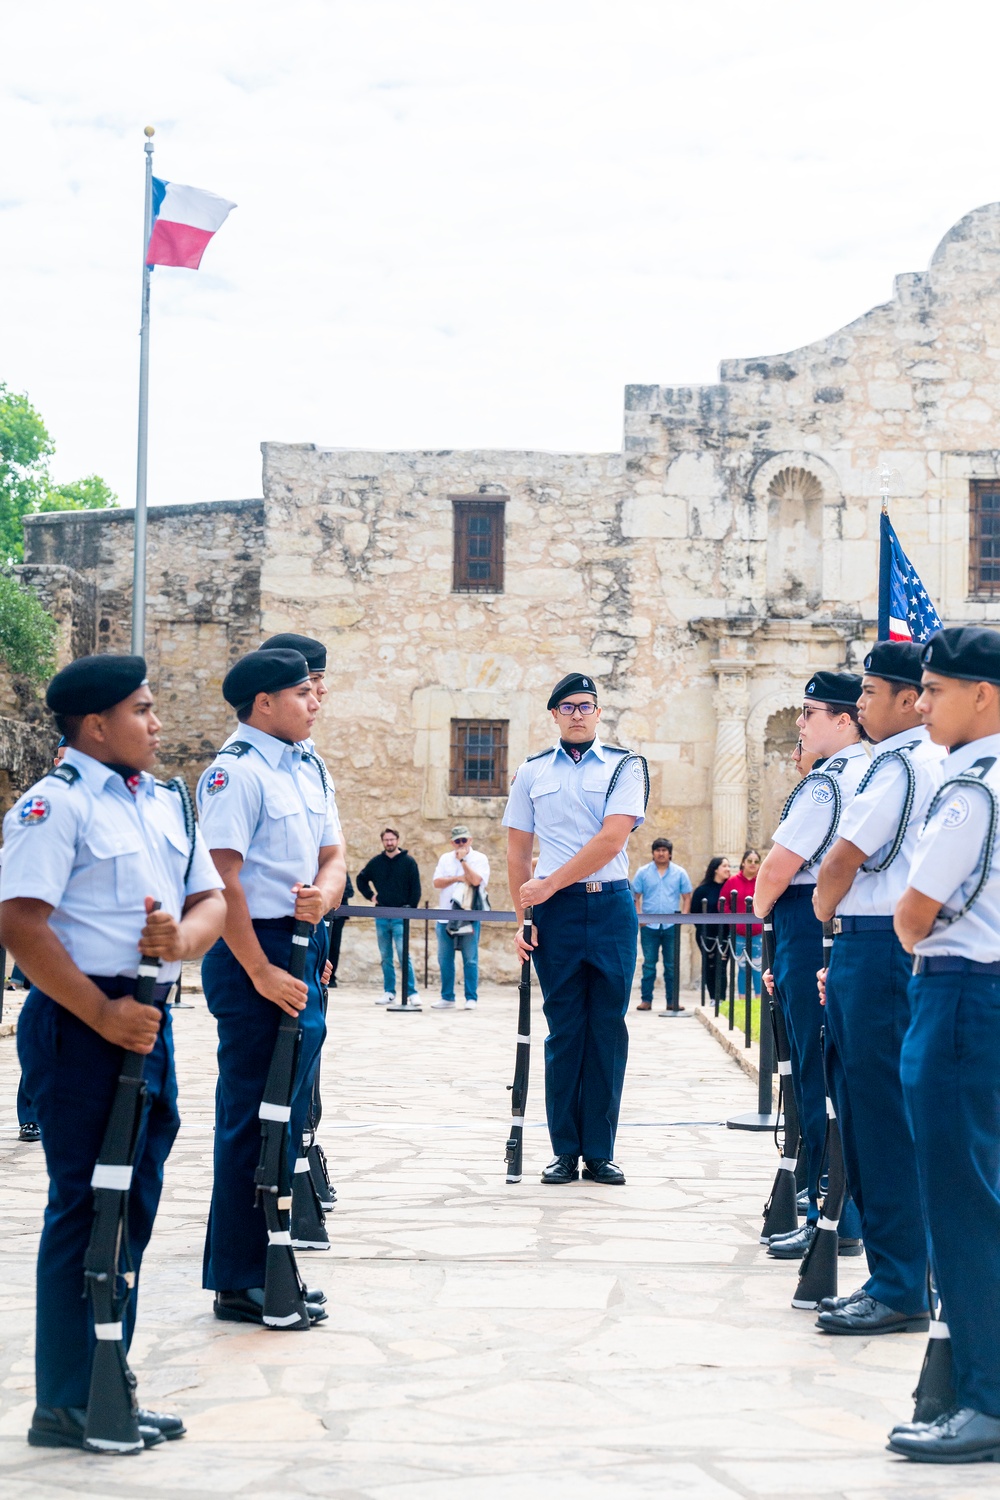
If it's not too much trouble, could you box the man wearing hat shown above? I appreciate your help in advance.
[196,649,346,1325]
[811,642,945,1335]
[0,655,226,1451]
[431,826,490,1009]
[887,626,1000,1462]
[260,632,328,704]
[503,673,648,1186]
[754,670,869,1256]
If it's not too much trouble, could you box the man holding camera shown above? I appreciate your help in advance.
[432,826,489,1009]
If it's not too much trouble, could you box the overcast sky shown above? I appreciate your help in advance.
[4,2,1000,507]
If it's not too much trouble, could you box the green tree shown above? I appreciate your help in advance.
[0,384,117,562]
[0,572,57,682]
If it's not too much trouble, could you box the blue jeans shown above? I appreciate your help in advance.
[376,917,417,995]
[436,923,479,1002]
[640,926,678,1003]
[735,931,762,997]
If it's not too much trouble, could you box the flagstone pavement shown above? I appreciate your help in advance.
[0,975,993,1500]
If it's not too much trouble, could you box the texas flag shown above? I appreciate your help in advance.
[146,177,236,270]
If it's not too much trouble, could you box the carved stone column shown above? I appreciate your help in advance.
[712,666,750,862]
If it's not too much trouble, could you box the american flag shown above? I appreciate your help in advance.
[878,510,942,643]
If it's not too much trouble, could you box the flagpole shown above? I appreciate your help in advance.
[131,126,155,655]
[877,464,892,641]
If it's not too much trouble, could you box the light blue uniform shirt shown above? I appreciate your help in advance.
[836,726,946,917]
[631,861,692,928]
[501,739,646,882]
[197,722,340,919]
[771,741,870,887]
[0,746,222,982]
[908,732,1000,962]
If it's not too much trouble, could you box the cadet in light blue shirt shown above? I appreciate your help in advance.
[196,649,346,1324]
[631,839,692,1010]
[504,671,648,1187]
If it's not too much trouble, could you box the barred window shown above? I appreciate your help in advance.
[970,480,1000,596]
[450,719,508,797]
[452,497,506,592]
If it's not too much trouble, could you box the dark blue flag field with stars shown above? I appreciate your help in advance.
[877,509,943,643]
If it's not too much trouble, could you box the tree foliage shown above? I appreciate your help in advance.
[0,384,118,561]
[0,571,58,682]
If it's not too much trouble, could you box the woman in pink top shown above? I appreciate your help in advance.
[720,849,762,997]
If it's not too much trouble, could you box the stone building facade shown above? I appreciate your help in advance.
[17,202,1000,980]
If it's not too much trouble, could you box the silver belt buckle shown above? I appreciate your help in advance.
[831,917,843,936]
[585,881,602,894]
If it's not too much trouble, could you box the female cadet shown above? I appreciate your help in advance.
[0,655,226,1451]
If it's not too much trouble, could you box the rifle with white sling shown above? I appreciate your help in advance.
[254,916,314,1329]
[81,907,163,1454]
[759,913,800,1242]
[505,907,533,1183]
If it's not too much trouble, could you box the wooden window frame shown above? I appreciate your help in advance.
[451,496,506,593]
[970,479,1000,597]
[449,719,509,798]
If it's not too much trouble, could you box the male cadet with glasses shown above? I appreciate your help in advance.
[812,642,945,1336]
[197,649,346,1326]
[754,671,868,1258]
[504,672,647,1186]
[887,627,1000,1463]
[0,656,226,1452]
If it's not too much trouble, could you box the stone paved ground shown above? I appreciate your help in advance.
[1,976,995,1500]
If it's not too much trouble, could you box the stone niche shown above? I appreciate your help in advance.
[766,466,823,615]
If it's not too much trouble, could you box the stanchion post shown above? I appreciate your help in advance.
[743,896,753,1049]
[699,899,707,1006]
[423,900,429,989]
[727,902,781,1132]
[727,890,737,1031]
[386,915,421,1012]
[658,918,691,1019]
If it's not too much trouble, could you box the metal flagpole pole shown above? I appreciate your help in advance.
[877,463,892,642]
[131,126,156,655]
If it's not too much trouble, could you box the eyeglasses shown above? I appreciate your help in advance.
[556,701,597,716]
[452,837,469,845]
[800,706,838,720]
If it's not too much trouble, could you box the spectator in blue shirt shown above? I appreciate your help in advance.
[632,839,692,1011]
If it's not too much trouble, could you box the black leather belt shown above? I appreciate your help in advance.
[775,884,816,903]
[252,916,298,933]
[912,955,1000,976]
[86,975,174,1004]
[568,879,632,894]
[832,915,895,934]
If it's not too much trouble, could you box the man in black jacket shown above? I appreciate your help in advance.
[356,829,421,1004]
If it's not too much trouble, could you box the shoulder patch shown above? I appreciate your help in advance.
[218,741,252,759]
[18,795,51,825]
[526,747,557,763]
[811,781,836,805]
[824,757,848,775]
[46,763,80,786]
[941,793,971,829]
[204,767,229,796]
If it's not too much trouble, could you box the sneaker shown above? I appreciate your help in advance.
[464,1000,478,1009]
[432,999,456,1009]
[376,992,394,1005]
[407,990,420,1001]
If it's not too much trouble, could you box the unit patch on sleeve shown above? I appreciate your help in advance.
[18,796,50,825]
[205,768,230,796]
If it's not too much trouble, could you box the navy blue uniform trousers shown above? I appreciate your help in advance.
[17,984,178,1410]
[201,921,327,1292]
[902,971,1000,1416]
[771,888,860,1236]
[531,885,637,1160]
[825,930,927,1313]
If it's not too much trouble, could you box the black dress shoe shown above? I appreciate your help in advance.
[27,1405,163,1451]
[887,1406,1000,1463]
[18,1122,41,1143]
[582,1159,626,1185]
[817,1292,930,1336]
[137,1407,186,1440]
[819,1287,867,1312]
[837,1237,864,1257]
[540,1155,579,1184]
[768,1223,816,1259]
[213,1288,327,1325]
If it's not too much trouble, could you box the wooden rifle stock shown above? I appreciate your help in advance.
[505,907,533,1183]
[82,903,162,1454]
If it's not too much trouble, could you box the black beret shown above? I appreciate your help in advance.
[46,654,147,716]
[222,649,310,709]
[863,640,923,688]
[920,626,1000,686]
[259,633,327,671]
[803,670,863,708]
[547,672,599,711]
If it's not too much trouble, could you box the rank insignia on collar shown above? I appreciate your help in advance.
[205,767,229,796]
[19,796,50,825]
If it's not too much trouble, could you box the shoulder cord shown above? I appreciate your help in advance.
[301,750,330,801]
[921,774,1000,924]
[161,776,197,884]
[777,770,843,870]
[855,749,917,873]
[605,752,651,812]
